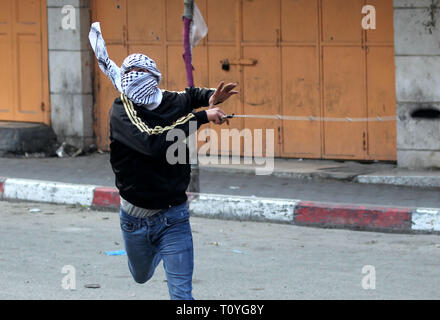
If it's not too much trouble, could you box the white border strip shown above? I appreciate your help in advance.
[3,178,95,206]
[189,193,298,222]
[412,208,440,232]
[356,175,440,188]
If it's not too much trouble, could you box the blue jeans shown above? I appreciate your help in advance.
[119,202,194,300]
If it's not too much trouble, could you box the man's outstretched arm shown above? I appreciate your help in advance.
[177,81,239,111]
[111,96,227,157]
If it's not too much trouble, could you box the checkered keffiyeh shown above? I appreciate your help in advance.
[89,22,163,110]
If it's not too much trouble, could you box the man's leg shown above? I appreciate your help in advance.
[158,203,194,300]
[120,209,161,284]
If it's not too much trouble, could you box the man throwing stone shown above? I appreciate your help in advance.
[89,22,238,300]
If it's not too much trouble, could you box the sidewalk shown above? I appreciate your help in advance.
[198,155,440,188]
[0,153,439,234]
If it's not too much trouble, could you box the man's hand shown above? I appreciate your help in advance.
[206,108,229,125]
[209,81,238,109]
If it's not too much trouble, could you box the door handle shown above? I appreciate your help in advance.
[221,58,257,71]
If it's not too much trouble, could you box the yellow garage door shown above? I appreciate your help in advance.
[0,0,50,124]
[93,0,396,161]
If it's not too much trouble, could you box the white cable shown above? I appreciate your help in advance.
[226,114,396,122]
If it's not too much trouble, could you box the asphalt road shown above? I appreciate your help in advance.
[1,200,440,300]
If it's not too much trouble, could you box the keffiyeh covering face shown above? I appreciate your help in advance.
[89,22,163,110]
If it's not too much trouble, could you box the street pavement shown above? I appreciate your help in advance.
[1,200,440,300]
[0,153,440,208]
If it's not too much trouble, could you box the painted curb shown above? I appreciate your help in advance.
[92,187,120,210]
[187,192,298,223]
[356,175,440,188]
[412,208,440,232]
[1,177,439,234]
[0,177,5,200]
[3,178,95,206]
[294,201,413,232]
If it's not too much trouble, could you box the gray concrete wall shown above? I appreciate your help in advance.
[394,0,440,168]
[47,0,94,149]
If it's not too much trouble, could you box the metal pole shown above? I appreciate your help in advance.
[183,0,194,87]
[182,0,199,193]
[183,0,194,19]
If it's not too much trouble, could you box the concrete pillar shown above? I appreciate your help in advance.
[394,0,440,168]
[47,0,94,149]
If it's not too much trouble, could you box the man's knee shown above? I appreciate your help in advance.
[132,272,153,284]
[128,263,154,284]
[133,277,148,284]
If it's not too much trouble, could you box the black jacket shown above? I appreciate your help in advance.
[109,87,214,209]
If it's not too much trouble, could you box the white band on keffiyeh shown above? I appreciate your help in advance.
[89,22,163,110]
